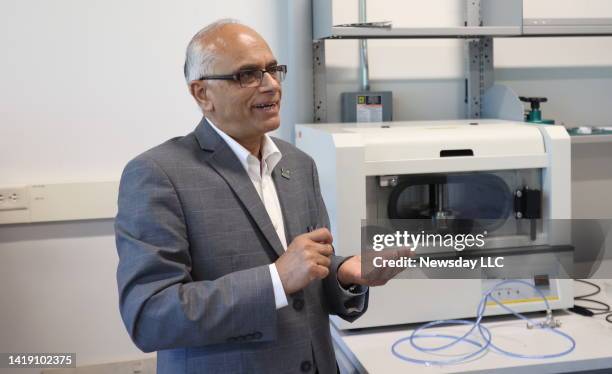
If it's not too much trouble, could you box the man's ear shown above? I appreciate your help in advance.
[189,81,214,112]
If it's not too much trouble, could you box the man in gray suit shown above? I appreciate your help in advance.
[115,20,382,374]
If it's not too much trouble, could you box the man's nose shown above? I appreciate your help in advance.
[258,71,281,93]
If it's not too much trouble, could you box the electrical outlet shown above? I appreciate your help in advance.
[0,187,29,211]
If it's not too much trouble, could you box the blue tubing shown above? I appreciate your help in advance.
[392,279,576,366]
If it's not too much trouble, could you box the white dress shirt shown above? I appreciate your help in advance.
[208,118,289,309]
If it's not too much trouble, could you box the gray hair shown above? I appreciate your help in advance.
[183,19,241,83]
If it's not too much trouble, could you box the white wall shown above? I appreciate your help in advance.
[0,221,145,371]
[0,0,292,185]
[0,1,304,372]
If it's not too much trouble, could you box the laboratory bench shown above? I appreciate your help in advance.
[333,280,612,374]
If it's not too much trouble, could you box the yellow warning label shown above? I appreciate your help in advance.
[486,296,560,306]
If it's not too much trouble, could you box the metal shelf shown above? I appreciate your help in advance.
[320,26,521,39]
[318,22,612,40]
[523,18,612,36]
[313,0,523,40]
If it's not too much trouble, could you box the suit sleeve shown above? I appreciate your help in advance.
[115,156,277,353]
[310,159,369,322]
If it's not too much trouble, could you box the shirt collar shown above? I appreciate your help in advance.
[206,117,282,174]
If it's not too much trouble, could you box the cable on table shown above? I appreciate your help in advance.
[391,279,576,366]
[572,279,612,323]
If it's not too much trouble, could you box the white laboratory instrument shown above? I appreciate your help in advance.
[296,119,573,329]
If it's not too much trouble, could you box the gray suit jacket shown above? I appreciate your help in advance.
[115,118,368,374]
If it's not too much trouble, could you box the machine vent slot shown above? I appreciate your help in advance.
[440,149,474,157]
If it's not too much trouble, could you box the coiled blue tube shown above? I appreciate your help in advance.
[391,279,576,366]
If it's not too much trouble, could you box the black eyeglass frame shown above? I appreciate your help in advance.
[196,65,287,88]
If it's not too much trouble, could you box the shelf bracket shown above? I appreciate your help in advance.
[313,39,328,123]
[466,0,483,27]
[465,0,494,118]
[466,37,494,118]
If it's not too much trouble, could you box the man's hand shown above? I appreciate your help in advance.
[338,248,413,287]
[275,228,333,294]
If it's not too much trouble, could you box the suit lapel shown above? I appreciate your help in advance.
[194,118,286,259]
[272,151,302,245]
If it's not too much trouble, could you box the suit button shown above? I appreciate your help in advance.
[300,360,312,372]
[253,331,263,340]
[293,298,304,311]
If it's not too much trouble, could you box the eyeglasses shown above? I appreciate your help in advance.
[197,65,287,88]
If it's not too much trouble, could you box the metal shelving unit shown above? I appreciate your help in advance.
[312,0,612,123]
[313,0,523,40]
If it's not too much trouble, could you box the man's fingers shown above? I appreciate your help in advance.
[380,247,411,260]
[305,228,333,244]
[369,279,388,286]
[363,263,405,284]
[313,253,331,268]
[311,264,330,279]
[312,243,333,256]
[396,248,415,258]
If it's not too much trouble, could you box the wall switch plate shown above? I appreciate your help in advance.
[0,186,29,211]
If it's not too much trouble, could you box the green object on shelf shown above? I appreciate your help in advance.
[520,96,555,125]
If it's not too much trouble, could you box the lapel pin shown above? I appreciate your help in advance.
[281,168,291,180]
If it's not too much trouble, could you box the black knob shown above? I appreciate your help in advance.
[519,96,548,110]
